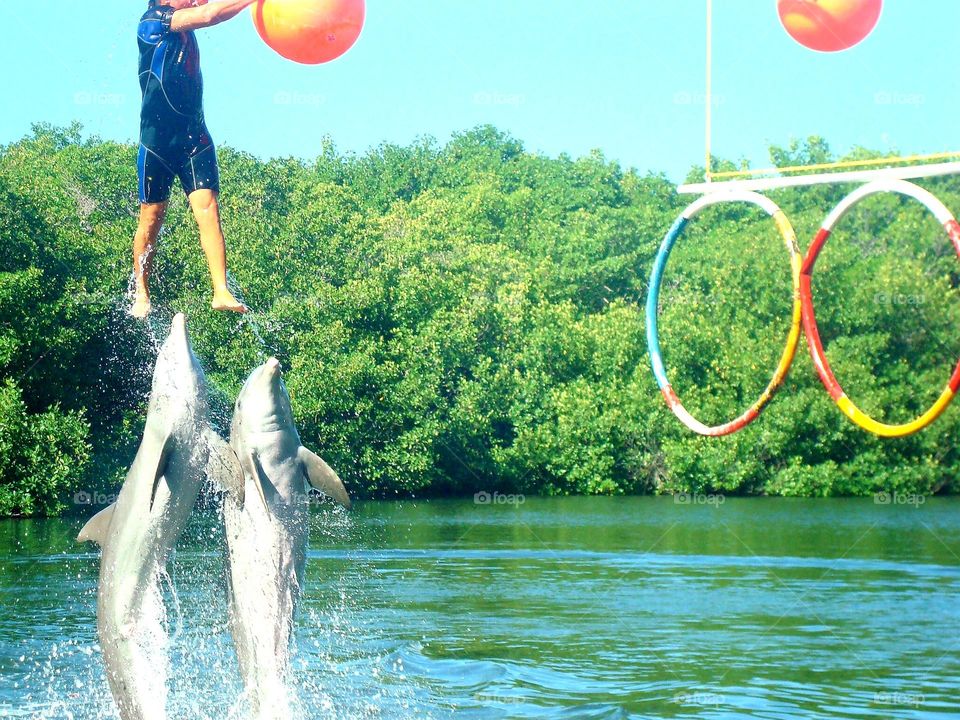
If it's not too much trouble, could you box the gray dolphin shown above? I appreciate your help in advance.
[78,313,242,720]
[224,357,350,718]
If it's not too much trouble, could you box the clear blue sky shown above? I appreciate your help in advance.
[1,0,957,181]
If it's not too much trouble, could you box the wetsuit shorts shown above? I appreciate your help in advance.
[137,140,220,204]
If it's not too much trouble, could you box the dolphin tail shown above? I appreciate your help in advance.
[203,427,245,505]
[77,502,117,544]
[297,447,351,509]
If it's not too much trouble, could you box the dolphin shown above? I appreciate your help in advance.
[224,357,350,719]
[77,313,243,720]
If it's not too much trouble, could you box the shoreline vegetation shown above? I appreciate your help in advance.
[2,123,958,517]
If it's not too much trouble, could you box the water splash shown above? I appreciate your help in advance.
[225,271,281,362]
[10,636,114,720]
[127,569,171,718]
[8,504,460,720]
[123,264,165,353]
[159,564,183,644]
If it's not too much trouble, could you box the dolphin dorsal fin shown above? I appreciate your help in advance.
[298,446,351,509]
[202,427,245,505]
[77,502,117,544]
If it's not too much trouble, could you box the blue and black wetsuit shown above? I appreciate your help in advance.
[137,2,219,204]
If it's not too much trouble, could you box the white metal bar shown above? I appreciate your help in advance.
[677,161,960,195]
[704,0,713,183]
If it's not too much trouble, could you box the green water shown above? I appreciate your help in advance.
[1,497,958,718]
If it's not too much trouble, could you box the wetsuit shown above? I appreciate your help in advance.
[137,2,219,204]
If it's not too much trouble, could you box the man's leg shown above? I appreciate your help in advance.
[131,201,168,318]
[187,188,247,313]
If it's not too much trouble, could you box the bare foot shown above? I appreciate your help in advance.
[130,293,152,318]
[212,289,248,314]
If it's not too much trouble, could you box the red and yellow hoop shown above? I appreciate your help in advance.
[800,178,960,437]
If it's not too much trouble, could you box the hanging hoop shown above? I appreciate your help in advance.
[800,178,960,437]
[646,191,804,436]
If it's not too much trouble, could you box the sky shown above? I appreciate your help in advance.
[1,0,957,182]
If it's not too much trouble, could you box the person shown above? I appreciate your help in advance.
[132,0,257,318]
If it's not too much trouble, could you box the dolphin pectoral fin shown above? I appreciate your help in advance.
[148,432,175,513]
[240,451,269,509]
[298,446,351,509]
[77,502,116,544]
[203,427,245,505]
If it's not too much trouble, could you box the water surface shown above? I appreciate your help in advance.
[1,497,957,718]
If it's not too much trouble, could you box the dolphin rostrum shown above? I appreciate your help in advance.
[77,313,242,720]
[224,357,350,718]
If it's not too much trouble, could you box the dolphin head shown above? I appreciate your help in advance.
[233,357,296,435]
[151,313,206,411]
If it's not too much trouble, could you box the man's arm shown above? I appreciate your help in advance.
[169,0,259,33]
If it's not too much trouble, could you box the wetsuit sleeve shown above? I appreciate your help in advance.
[138,6,176,44]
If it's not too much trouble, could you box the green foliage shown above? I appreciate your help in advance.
[1,123,958,515]
[0,380,91,516]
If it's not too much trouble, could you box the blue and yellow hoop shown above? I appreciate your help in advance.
[646,191,803,436]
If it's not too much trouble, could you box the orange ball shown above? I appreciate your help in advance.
[777,0,882,52]
[252,0,365,65]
